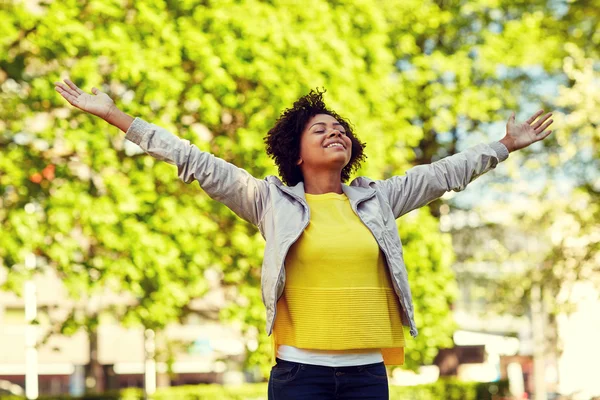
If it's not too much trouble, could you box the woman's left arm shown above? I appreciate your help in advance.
[379,110,554,218]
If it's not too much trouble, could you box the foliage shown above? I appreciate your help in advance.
[378,0,563,167]
[0,0,459,376]
[398,208,458,365]
[5,0,595,382]
[446,15,599,376]
[491,48,599,318]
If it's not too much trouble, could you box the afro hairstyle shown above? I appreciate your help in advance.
[264,88,366,186]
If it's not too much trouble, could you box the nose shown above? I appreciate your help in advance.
[328,129,342,138]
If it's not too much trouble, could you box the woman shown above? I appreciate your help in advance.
[55,79,553,399]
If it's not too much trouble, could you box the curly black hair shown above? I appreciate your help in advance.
[264,88,366,186]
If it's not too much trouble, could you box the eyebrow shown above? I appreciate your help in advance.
[309,122,344,130]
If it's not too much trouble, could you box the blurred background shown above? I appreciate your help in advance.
[0,0,598,399]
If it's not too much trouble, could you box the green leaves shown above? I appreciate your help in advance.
[9,0,589,377]
[0,0,409,375]
[398,208,457,369]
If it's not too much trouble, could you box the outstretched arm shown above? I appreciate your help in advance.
[55,79,269,226]
[499,110,553,152]
[55,79,134,132]
[379,110,554,218]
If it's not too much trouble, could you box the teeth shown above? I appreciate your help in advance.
[326,143,344,148]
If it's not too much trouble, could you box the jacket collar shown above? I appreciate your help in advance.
[342,183,377,206]
[271,176,376,206]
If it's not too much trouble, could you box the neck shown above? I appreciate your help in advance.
[302,168,343,194]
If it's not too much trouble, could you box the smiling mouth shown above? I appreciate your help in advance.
[325,143,345,149]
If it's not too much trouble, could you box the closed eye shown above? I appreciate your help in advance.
[315,130,346,135]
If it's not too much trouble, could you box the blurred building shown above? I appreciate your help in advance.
[0,267,251,396]
[438,207,600,399]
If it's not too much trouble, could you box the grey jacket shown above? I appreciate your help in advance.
[125,118,509,338]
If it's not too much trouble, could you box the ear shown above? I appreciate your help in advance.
[296,157,303,165]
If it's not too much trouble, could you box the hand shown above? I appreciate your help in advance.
[500,110,554,152]
[54,79,116,120]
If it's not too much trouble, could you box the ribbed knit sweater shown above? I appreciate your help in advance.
[272,192,405,365]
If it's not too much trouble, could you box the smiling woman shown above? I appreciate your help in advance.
[55,78,553,400]
[264,89,366,189]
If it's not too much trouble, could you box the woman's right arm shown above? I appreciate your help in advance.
[55,79,269,226]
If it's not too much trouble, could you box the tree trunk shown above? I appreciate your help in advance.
[86,326,105,393]
[531,284,547,400]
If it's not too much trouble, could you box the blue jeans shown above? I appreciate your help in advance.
[268,358,389,400]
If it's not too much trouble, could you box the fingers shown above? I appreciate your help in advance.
[54,81,78,98]
[525,109,544,125]
[64,78,84,95]
[509,112,516,125]
[532,112,553,130]
[54,83,83,109]
[536,130,553,142]
[54,84,79,106]
[535,118,553,134]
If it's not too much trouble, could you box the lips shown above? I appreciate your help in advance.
[324,141,346,149]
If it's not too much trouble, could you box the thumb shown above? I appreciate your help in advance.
[92,87,99,95]
[508,112,516,125]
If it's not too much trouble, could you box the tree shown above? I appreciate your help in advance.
[454,4,600,319]
[1,0,459,381]
[445,37,599,395]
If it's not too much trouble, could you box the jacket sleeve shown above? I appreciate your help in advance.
[125,117,269,226]
[378,142,509,218]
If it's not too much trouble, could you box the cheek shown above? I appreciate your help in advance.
[346,139,354,154]
[298,136,311,155]
[298,138,320,162]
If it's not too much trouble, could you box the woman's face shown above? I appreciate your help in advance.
[297,114,353,173]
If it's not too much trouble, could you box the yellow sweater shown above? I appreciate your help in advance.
[272,192,405,365]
